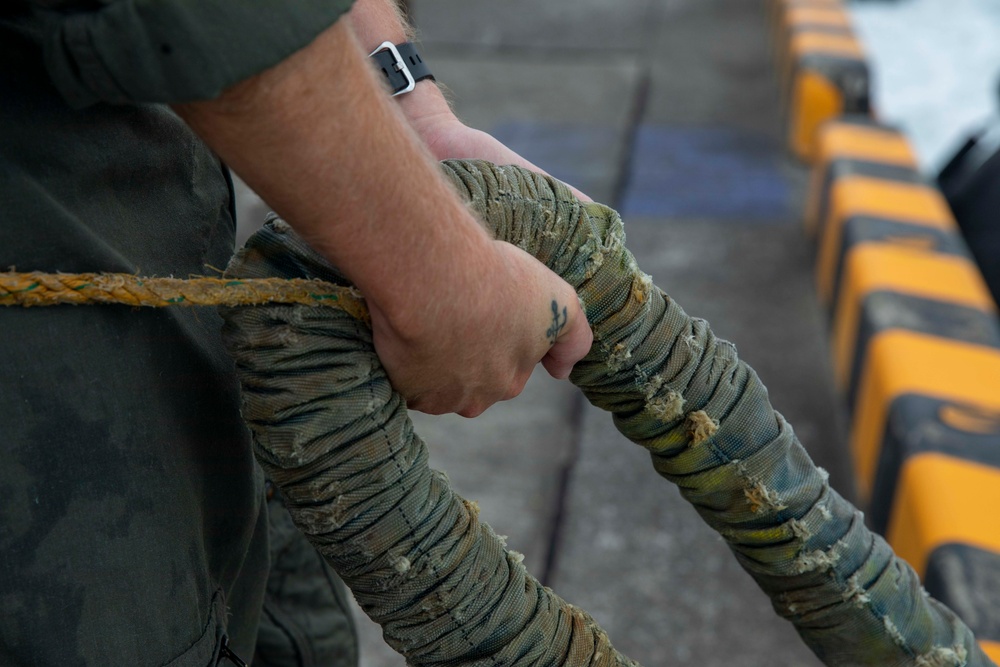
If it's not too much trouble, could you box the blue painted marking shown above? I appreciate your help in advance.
[489,121,620,197]
[621,126,792,220]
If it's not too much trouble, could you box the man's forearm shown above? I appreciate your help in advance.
[172,19,489,326]
[172,11,594,416]
[347,0,411,46]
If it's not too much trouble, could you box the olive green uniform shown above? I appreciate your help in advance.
[0,2,357,664]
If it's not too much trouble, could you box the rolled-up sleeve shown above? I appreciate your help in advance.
[37,0,355,108]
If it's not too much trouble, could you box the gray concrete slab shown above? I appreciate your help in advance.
[413,52,642,132]
[425,52,642,204]
[643,0,784,138]
[413,0,657,53]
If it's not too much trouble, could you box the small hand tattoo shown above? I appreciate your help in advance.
[546,300,568,345]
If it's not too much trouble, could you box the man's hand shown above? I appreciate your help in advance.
[173,19,592,417]
[406,111,593,202]
[369,240,592,417]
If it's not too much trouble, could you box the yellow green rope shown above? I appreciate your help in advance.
[0,271,370,324]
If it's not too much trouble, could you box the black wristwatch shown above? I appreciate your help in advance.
[369,41,435,96]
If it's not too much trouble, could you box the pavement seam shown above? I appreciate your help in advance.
[539,391,587,586]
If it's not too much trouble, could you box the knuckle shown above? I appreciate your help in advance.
[407,394,447,416]
[507,375,529,399]
[459,403,487,419]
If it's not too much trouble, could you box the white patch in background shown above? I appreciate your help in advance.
[232,175,272,248]
[851,0,1000,174]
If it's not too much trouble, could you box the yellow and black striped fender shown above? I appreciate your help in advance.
[779,30,870,161]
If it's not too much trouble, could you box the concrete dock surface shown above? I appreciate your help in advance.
[347,1,852,665]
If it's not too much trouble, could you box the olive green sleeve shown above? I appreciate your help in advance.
[32,0,356,108]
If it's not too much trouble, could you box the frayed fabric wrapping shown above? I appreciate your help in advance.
[220,160,993,667]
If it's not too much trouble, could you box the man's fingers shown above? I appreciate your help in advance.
[503,370,532,402]
[541,307,593,380]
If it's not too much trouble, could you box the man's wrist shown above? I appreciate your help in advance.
[396,77,452,126]
[346,0,455,122]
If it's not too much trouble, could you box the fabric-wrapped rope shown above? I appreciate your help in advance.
[220,160,994,667]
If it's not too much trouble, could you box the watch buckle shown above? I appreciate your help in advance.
[370,41,416,96]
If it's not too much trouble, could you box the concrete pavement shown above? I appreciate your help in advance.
[340,1,851,665]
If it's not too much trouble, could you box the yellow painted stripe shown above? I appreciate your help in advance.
[982,641,1000,664]
[791,71,844,162]
[783,6,851,29]
[817,177,956,304]
[887,453,1000,578]
[849,332,1000,501]
[832,244,995,390]
[773,0,843,9]
[790,31,864,58]
[805,124,918,235]
[775,7,852,72]
[771,0,844,21]
[815,122,917,166]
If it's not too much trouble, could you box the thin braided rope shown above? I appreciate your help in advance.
[0,271,370,323]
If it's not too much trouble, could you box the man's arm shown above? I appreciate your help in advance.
[347,0,592,200]
[172,19,592,417]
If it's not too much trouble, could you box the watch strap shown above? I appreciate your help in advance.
[369,41,435,96]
